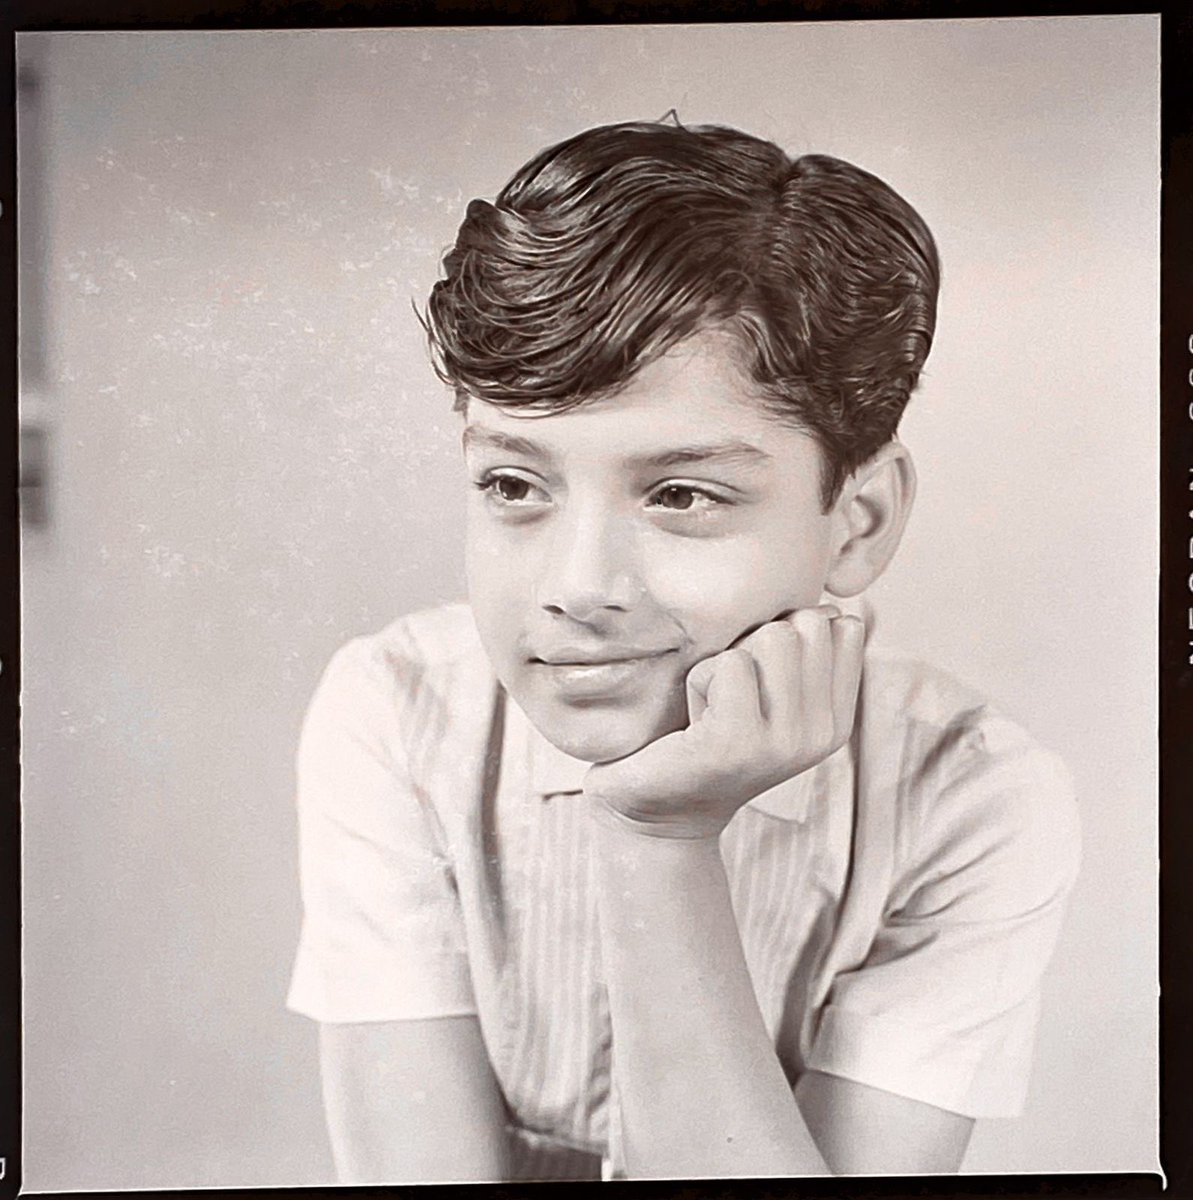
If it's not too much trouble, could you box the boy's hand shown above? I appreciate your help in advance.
[584,606,864,841]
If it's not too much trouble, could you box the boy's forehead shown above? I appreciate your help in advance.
[462,394,776,453]
[460,331,794,444]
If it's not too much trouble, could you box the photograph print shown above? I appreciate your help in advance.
[16,14,1159,1191]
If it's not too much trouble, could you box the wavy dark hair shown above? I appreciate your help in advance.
[422,118,940,508]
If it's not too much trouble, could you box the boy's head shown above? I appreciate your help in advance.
[423,119,940,762]
[426,118,939,510]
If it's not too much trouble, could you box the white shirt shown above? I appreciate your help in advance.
[286,602,1080,1180]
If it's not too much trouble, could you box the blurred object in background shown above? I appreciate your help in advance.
[19,57,52,535]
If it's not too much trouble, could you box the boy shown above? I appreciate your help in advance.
[285,119,1080,1182]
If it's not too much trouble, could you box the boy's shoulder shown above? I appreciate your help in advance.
[861,643,992,746]
[331,601,490,681]
[860,643,1071,788]
[312,602,493,730]
[858,644,1078,889]
[375,600,487,668]
[308,603,497,773]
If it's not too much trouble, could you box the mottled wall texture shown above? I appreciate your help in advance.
[18,20,1158,1190]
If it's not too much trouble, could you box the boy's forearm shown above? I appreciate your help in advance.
[319,1017,514,1184]
[591,811,828,1179]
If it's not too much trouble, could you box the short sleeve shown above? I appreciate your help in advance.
[805,721,1081,1118]
[285,636,477,1023]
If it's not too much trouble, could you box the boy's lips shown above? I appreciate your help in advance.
[528,646,679,699]
[530,645,678,666]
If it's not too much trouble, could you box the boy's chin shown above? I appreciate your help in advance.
[530,702,684,765]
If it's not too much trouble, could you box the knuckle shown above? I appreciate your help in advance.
[686,657,714,685]
[753,622,797,658]
[775,622,802,651]
[836,613,864,642]
[711,647,757,688]
[793,610,830,642]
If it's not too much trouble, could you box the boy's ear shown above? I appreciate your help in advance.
[824,442,916,598]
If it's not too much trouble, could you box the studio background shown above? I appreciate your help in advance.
[18,18,1158,1190]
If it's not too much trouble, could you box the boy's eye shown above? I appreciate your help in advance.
[647,483,724,512]
[476,471,548,506]
[493,476,532,503]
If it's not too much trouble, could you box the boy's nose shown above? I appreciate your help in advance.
[536,512,641,620]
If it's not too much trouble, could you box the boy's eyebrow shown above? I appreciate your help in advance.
[462,426,554,460]
[630,440,772,470]
[462,427,772,470]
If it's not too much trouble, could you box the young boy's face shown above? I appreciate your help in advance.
[462,329,840,764]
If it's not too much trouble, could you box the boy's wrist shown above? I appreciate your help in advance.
[587,795,727,845]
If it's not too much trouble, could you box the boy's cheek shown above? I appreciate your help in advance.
[643,541,817,629]
[650,586,800,661]
[465,547,528,622]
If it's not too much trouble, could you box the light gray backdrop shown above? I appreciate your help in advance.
[18,18,1159,1190]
